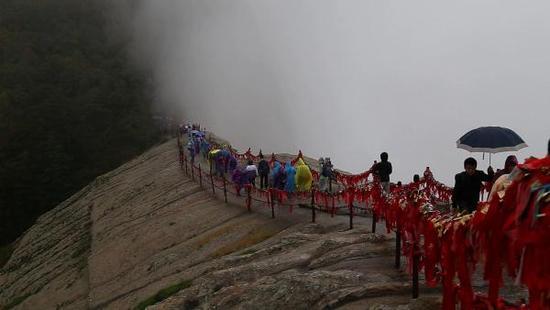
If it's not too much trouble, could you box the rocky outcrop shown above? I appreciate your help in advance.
[0,181,92,309]
[0,139,441,309]
[148,224,427,310]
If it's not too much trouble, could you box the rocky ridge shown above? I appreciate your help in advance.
[0,139,440,309]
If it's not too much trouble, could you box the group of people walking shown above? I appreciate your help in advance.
[267,158,314,192]
[181,125,548,216]
[192,137,316,195]
[181,123,205,164]
[230,154,314,195]
[185,130,396,197]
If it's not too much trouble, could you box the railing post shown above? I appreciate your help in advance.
[246,186,252,212]
[210,172,215,195]
[349,202,354,230]
[395,228,401,269]
[270,189,275,218]
[331,195,335,217]
[209,161,215,195]
[311,189,316,223]
[184,154,188,175]
[198,163,203,187]
[372,213,377,233]
[223,175,228,203]
[412,241,419,299]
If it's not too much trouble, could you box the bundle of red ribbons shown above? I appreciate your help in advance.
[377,156,549,310]
[191,132,549,309]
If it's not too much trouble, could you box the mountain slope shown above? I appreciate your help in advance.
[0,139,440,309]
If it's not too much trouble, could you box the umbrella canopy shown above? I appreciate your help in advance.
[457,126,527,153]
[190,130,205,137]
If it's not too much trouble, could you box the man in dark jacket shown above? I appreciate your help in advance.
[373,152,392,193]
[452,157,494,213]
[258,153,270,189]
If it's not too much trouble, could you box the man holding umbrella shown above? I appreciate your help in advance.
[452,157,494,213]
[454,126,528,213]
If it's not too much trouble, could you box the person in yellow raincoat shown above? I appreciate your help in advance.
[295,158,313,191]
[208,149,222,176]
[208,149,220,163]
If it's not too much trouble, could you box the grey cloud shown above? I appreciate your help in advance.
[113,0,550,184]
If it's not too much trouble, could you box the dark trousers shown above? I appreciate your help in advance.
[458,201,477,213]
[260,174,268,189]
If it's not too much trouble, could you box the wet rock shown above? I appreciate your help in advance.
[1,139,448,310]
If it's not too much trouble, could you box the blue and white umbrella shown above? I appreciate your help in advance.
[457,126,527,165]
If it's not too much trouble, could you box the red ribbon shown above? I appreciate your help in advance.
[193,131,550,309]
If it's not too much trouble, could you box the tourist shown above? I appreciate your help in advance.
[452,157,494,213]
[373,152,392,194]
[322,157,334,192]
[318,158,327,192]
[187,141,195,164]
[245,159,258,187]
[493,155,518,182]
[423,167,433,180]
[489,173,512,202]
[228,155,238,174]
[270,161,286,190]
[200,139,210,159]
[295,159,313,191]
[258,153,270,189]
[284,162,296,193]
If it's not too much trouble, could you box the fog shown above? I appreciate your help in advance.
[116,0,549,184]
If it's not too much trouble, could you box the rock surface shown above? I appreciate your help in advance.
[0,139,442,309]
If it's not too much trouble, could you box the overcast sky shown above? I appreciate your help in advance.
[119,0,549,185]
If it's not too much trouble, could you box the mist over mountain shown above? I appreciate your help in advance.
[118,0,549,184]
[0,0,160,246]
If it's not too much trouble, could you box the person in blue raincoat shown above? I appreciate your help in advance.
[284,161,296,193]
[269,161,286,190]
[193,138,200,155]
[187,141,195,164]
[218,149,230,173]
